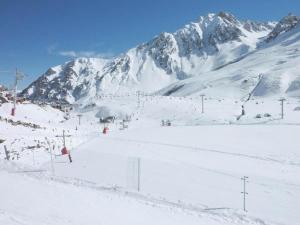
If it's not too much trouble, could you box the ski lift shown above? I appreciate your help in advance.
[61,147,68,155]
[103,127,109,134]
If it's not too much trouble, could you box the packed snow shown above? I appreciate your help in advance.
[0,94,299,225]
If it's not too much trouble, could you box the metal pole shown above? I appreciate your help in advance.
[77,114,82,125]
[200,94,205,113]
[13,68,17,111]
[281,100,284,119]
[241,176,248,212]
[243,178,246,211]
[4,145,10,160]
[10,68,24,116]
[202,96,204,113]
[68,153,73,163]
[63,130,66,147]
[281,101,283,119]
[137,91,140,108]
[137,158,141,192]
[279,98,286,119]
[45,137,55,175]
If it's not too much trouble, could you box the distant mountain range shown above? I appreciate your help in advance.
[21,12,300,103]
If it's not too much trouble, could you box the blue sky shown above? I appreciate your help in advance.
[0,0,299,89]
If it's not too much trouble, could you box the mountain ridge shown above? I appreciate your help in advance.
[159,15,300,99]
[21,12,300,103]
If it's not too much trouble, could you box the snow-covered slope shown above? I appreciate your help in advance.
[21,12,275,103]
[1,96,300,225]
[160,14,300,99]
[21,58,110,103]
[0,160,281,225]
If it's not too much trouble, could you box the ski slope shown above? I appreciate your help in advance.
[2,162,240,225]
[0,96,300,225]
[52,124,300,225]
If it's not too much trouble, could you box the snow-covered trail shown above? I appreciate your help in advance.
[99,135,295,165]
[1,98,300,225]
[51,124,300,225]
[0,161,271,225]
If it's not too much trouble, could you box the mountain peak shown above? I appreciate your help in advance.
[266,13,300,42]
[198,11,236,19]
[198,11,237,24]
[217,11,237,23]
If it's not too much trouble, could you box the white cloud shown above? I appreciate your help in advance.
[58,51,77,57]
[58,50,114,58]
[47,44,114,59]
[47,44,58,54]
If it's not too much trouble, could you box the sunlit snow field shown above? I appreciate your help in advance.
[0,95,299,225]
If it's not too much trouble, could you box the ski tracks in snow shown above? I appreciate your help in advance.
[102,136,295,166]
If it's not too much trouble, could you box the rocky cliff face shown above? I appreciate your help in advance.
[22,12,276,103]
[266,13,299,42]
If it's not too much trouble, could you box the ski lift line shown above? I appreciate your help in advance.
[3,163,245,220]
[49,175,230,215]
[203,207,231,211]
[49,175,248,222]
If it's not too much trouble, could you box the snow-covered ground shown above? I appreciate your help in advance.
[0,95,299,225]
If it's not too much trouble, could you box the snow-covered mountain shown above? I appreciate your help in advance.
[266,13,299,42]
[160,14,300,99]
[21,12,279,103]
